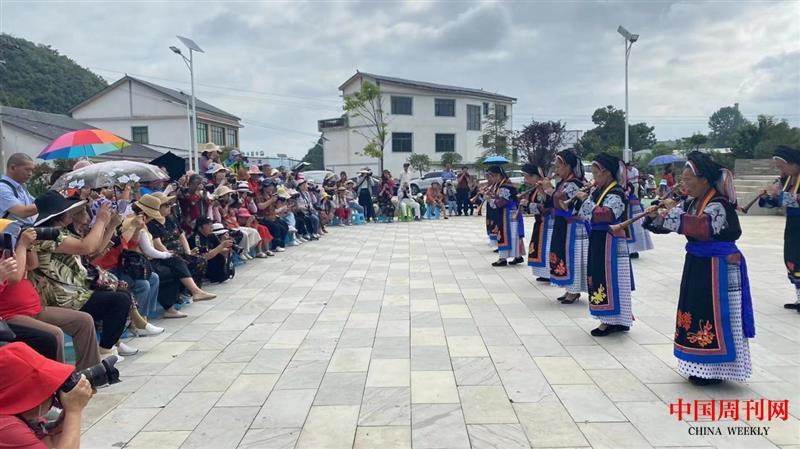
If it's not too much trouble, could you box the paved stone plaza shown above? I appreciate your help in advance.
[81,215,799,449]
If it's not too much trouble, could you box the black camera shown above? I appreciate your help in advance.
[61,356,120,392]
[33,227,61,241]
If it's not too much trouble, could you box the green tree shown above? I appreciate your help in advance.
[685,133,709,151]
[478,104,512,158]
[708,103,748,148]
[439,152,463,168]
[578,105,656,159]
[514,119,567,174]
[0,34,107,114]
[407,153,431,177]
[343,81,388,172]
[732,115,800,159]
[301,137,324,170]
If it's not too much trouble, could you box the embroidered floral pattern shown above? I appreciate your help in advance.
[687,320,716,347]
[590,285,606,304]
[549,253,566,276]
[676,310,692,331]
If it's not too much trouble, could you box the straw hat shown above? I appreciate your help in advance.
[152,192,176,205]
[199,142,221,153]
[213,185,234,199]
[136,194,164,221]
[206,163,228,175]
[270,168,279,176]
[276,186,290,199]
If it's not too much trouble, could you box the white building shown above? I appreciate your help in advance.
[0,106,163,166]
[70,76,243,158]
[319,72,516,175]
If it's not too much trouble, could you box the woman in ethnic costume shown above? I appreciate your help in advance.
[487,166,525,266]
[625,179,654,258]
[574,153,634,336]
[484,171,500,249]
[521,163,553,282]
[644,151,755,386]
[545,150,588,304]
[758,145,800,313]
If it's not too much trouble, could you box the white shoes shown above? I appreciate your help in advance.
[288,240,299,247]
[100,346,125,363]
[275,247,286,252]
[117,341,139,356]
[137,322,165,337]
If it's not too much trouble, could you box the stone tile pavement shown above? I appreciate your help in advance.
[81,215,800,449]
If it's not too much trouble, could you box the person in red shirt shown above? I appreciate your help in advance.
[0,342,93,449]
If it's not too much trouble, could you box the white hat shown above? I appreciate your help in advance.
[211,223,229,235]
[236,181,250,192]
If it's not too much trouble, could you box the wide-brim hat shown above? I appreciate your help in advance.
[137,194,164,221]
[0,342,75,415]
[199,142,221,153]
[213,185,235,199]
[288,189,300,198]
[248,164,261,175]
[236,181,250,192]
[152,192,176,205]
[211,223,229,235]
[337,186,346,191]
[206,163,228,175]
[34,190,87,226]
[276,186,290,199]
[270,168,280,176]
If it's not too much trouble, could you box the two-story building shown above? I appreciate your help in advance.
[319,72,516,175]
[70,75,243,159]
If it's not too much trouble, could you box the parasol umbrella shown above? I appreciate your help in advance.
[483,155,510,165]
[38,129,129,160]
[51,161,169,191]
[150,151,187,181]
[648,154,685,166]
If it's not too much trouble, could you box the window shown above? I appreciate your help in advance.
[467,105,481,131]
[226,128,238,148]
[391,96,413,115]
[131,126,148,144]
[495,104,507,121]
[483,102,489,115]
[210,125,225,146]
[196,123,208,144]
[434,98,455,117]
[392,132,413,152]
[435,133,455,152]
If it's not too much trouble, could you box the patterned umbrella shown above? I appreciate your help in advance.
[38,129,129,160]
[50,161,169,191]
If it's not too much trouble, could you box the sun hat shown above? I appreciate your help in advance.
[270,168,280,176]
[321,192,330,199]
[152,192,176,205]
[213,185,235,199]
[72,159,93,170]
[199,142,221,153]
[236,181,250,192]
[33,190,87,226]
[206,163,228,175]
[230,149,241,158]
[236,208,252,218]
[288,189,300,198]
[247,164,261,175]
[211,223,229,235]
[337,186,346,191]
[0,342,75,415]
[136,194,164,221]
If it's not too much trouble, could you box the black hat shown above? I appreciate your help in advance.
[556,150,584,179]
[521,163,542,177]
[685,151,723,184]
[34,190,86,227]
[773,145,800,165]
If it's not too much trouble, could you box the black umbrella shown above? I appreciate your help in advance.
[150,151,187,181]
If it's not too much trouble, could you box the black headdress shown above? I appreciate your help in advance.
[685,151,736,203]
[555,150,584,179]
[773,145,800,165]
[521,163,543,177]
[592,152,626,184]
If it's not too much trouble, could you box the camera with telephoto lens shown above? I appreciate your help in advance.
[60,356,121,392]
[32,227,61,241]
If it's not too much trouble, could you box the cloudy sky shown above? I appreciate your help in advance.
[2,0,799,158]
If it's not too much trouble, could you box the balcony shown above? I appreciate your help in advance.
[318,116,347,131]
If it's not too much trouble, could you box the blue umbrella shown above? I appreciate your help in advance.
[483,155,510,165]
[648,154,685,166]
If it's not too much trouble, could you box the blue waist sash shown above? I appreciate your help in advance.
[685,241,755,338]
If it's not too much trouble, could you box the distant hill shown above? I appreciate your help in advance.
[0,34,107,114]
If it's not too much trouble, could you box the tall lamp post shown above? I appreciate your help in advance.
[170,35,204,172]
[617,25,638,163]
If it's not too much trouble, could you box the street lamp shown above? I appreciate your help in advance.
[617,25,638,163]
[170,36,204,172]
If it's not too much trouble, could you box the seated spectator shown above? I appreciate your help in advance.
[255,182,287,252]
[425,182,447,219]
[236,208,272,257]
[206,163,229,188]
[295,181,320,241]
[344,181,364,214]
[334,187,352,225]
[133,195,217,317]
[398,182,421,220]
[0,342,95,449]
[318,192,334,232]
[247,165,262,193]
[378,171,395,221]
[2,226,102,370]
[177,174,210,234]
[149,192,207,286]
[190,218,234,283]
[0,153,37,226]
[28,191,135,360]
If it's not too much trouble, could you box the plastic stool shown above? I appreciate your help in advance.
[352,212,366,225]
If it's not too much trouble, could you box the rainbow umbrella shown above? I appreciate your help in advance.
[38,129,129,160]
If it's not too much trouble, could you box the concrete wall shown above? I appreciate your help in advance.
[2,125,52,162]
[326,77,514,175]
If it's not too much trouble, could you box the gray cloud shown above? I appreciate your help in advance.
[2,0,798,157]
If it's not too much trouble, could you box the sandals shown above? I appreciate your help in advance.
[192,292,217,301]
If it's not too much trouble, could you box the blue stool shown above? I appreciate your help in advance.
[425,206,441,219]
[352,212,366,225]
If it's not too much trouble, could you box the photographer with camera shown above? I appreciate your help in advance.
[27,192,132,361]
[0,223,102,371]
[255,182,288,253]
[177,174,210,235]
[190,218,234,284]
[0,342,95,449]
[355,168,376,222]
